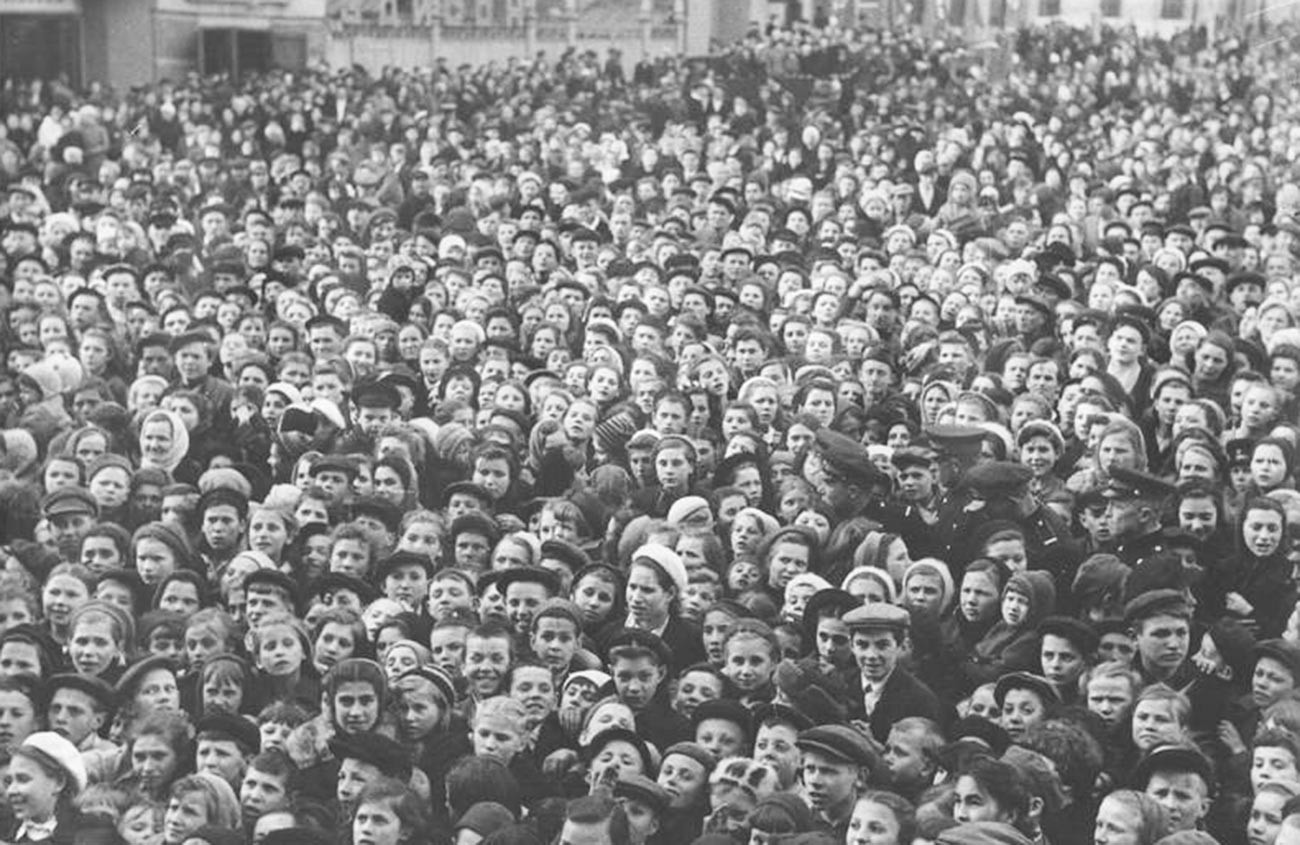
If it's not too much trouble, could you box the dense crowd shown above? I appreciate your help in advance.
[3,14,1300,845]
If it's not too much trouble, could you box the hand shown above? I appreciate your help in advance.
[1226,592,1254,616]
[1218,720,1248,755]
[558,707,585,736]
[543,749,579,777]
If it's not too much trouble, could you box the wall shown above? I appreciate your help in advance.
[326,23,679,69]
[82,0,153,86]
[150,0,329,82]
[1022,0,1196,32]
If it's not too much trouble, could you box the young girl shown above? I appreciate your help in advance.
[4,732,87,842]
[161,773,240,844]
[570,564,621,637]
[67,600,133,683]
[352,778,431,845]
[246,612,319,714]
[961,571,1055,695]
[1217,498,1295,637]
[846,791,917,845]
[720,623,777,707]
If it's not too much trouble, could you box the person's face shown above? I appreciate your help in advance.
[1132,699,1184,750]
[473,714,526,762]
[333,680,380,735]
[845,799,901,845]
[1253,656,1297,708]
[1175,495,1215,540]
[1145,771,1209,832]
[1093,794,1146,845]
[6,753,63,822]
[801,750,859,816]
[1248,789,1288,845]
[612,655,664,711]
[48,687,107,748]
[0,641,40,679]
[132,734,179,792]
[1244,507,1286,558]
[851,628,901,683]
[1040,633,1085,687]
[1000,688,1046,740]
[464,634,511,697]
[1253,745,1300,794]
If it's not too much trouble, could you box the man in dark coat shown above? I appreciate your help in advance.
[842,602,945,743]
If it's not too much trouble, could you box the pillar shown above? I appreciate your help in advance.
[565,0,577,47]
[638,0,652,56]
[525,0,537,55]
[674,0,685,53]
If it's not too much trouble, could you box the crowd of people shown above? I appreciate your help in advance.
[1,13,1300,845]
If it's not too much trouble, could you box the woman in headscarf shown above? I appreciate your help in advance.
[137,409,193,481]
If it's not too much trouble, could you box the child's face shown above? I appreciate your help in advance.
[149,630,183,662]
[612,655,664,711]
[0,599,33,633]
[117,806,162,845]
[673,670,723,718]
[683,583,719,619]
[472,715,525,762]
[723,635,774,693]
[202,678,242,714]
[258,721,293,753]
[1253,746,1300,793]
[966,685,998,720]
[560,678,599,712]
[728,560,761,592]
[464,634,511,698]
[782,583,818,623]
[257,624,305,676]
[572,574,617,625]
[429,626,469,677]
[185,624,226,667]
[1002,590,1030,626]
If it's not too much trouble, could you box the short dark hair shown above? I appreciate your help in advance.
[565,795,630,845]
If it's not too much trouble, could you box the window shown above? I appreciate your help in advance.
[1039,0,1060,15]
[1160,0,1184,17]
[1100,0,1121,15]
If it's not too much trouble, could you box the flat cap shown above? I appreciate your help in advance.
[815,429,887,486]
[962,461,1033,499]
[328,731,412,781]
[350,379,400,410]
[1132,744,1214,790]
[842,602,910,633]
[1256,638,1300,682]
[496,566,561,597]
[42,486,99,518]
[926,424,987,457]
[614,774,671,814]
[1123,588,1192,623]
[993,672,1060,708]
[796,725,880,769]
[45,673,117,713]
[1103,467,1177,501]
[196,710,261,752]
[891,446,937,471]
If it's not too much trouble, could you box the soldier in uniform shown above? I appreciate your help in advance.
[934,460,1081,585]
[807,430,891,565]
[1103,467,1176,568]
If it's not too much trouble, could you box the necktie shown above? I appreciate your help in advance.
[863,683,879,717]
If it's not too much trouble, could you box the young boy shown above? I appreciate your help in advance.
[256,701,309,753]
[682,570,721,623]
[239,748,296,833]
[464,620,514,699]
[529,599,583,678]
[607,629,689,751]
